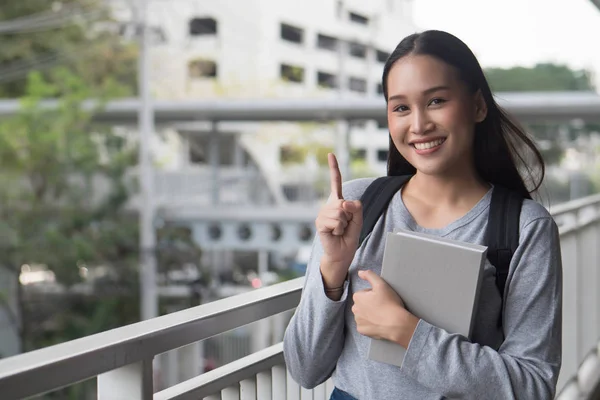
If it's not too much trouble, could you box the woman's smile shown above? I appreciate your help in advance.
[410,137,447,155]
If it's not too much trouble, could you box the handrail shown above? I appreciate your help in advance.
[549,193,600,217]
[0,278,304,399]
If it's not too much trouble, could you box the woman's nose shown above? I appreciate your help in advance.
[410,109,434,135]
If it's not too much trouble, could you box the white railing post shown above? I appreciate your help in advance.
[272,365,287,399]
[300,386,313,400]
[579,223,599,360]
[325,379,334,398]
[286,369,300,400]
[557,231,579,391]
[222,385,240,400]
[313,382,327,400]
[256,370,272,400]
[97,359,153,400]
[240,378,257,400]
[597,222,600,339]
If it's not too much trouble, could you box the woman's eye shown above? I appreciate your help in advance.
[393,105,409,112]
[429,98,446,106]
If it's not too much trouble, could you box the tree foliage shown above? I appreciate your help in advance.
[0,0,137,98]
[0,67,139,351]
[485,63,595,92]
[0,0,201,363]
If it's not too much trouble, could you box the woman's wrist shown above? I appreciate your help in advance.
[388,307,420,348]
[320,256,349,289]
[323,285,344,301]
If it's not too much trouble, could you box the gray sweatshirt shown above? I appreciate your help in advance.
[283,178,562,400]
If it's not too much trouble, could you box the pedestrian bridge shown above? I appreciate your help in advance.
[1,194,600,400]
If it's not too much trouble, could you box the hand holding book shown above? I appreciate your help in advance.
[352,269,419,348]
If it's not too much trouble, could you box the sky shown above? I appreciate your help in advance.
[412,0,600,90]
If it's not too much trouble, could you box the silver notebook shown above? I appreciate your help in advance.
[367,228,487,367]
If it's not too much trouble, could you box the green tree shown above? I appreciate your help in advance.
[0,0,143,357]
[0,0,137,98]
[0,68,138,347]
[0,68,204,398]
[0,4,204,397]
[485,63,595,92]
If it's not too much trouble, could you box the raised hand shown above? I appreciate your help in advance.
[315,153,363,290]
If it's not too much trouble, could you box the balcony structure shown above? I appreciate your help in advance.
[0,194,599,399]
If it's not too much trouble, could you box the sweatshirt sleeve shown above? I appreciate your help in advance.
[400,216,563,400]
[282,235,350,389]
[282,178,373,389]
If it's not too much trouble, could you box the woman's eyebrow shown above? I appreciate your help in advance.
[388,85,451,102]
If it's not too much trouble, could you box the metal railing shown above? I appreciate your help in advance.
[1,194,600,399]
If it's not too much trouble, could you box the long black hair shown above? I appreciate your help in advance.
[382,30,544,199]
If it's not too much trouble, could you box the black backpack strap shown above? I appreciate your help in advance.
[358,175,412,248]
[485,185,523,327]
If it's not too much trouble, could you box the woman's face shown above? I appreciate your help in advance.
[386,54,487,178]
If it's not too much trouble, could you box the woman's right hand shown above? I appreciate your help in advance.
[315,153,363,288]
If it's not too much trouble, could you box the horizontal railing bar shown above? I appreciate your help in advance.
[0,278,303,400]
[549,194,600,217]
[155,343,285,400]
[559,217,600,236]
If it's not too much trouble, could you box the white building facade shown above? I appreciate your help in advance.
[110,0,418,205]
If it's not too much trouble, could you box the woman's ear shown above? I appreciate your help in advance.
[474,90,488,123]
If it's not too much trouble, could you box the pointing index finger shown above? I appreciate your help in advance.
[328,153,343,200]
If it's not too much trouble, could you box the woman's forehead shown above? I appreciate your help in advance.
[387,55,462,95]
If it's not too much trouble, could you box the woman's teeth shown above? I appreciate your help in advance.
[413,138,445,150]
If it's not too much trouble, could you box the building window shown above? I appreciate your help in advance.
[349,77,367,93]
[188,59,217,78]
[189,135,235,165]
[349,12,369,25]
[377,120,388,129]
[352,149,367,161]
[377,83,384,95]
[150,27,167,43]
[376,50,389,63]
[280,64,305,83]
[349,42,367,59]
[349,120,366,129]
[280,145,306,164]
[377,149,388,162]
[317,34,339,51]
[317,71,337,89]
[189,17,217,36]
[280,23,304,44]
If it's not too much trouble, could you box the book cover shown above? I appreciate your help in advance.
[367,229,487,367]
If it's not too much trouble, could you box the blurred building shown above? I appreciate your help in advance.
[109,0,417,206]
[100,0,418,369]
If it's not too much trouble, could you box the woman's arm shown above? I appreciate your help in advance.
[282,236,350,389]
[284,175,372,389]
[400,216,562,399]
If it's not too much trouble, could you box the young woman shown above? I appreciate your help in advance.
[283,30,562,400]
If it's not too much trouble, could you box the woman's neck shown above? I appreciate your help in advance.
[405,168,490,208]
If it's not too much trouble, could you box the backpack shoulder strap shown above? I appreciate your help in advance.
[358,175,412,248]
[485,185,523,325]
